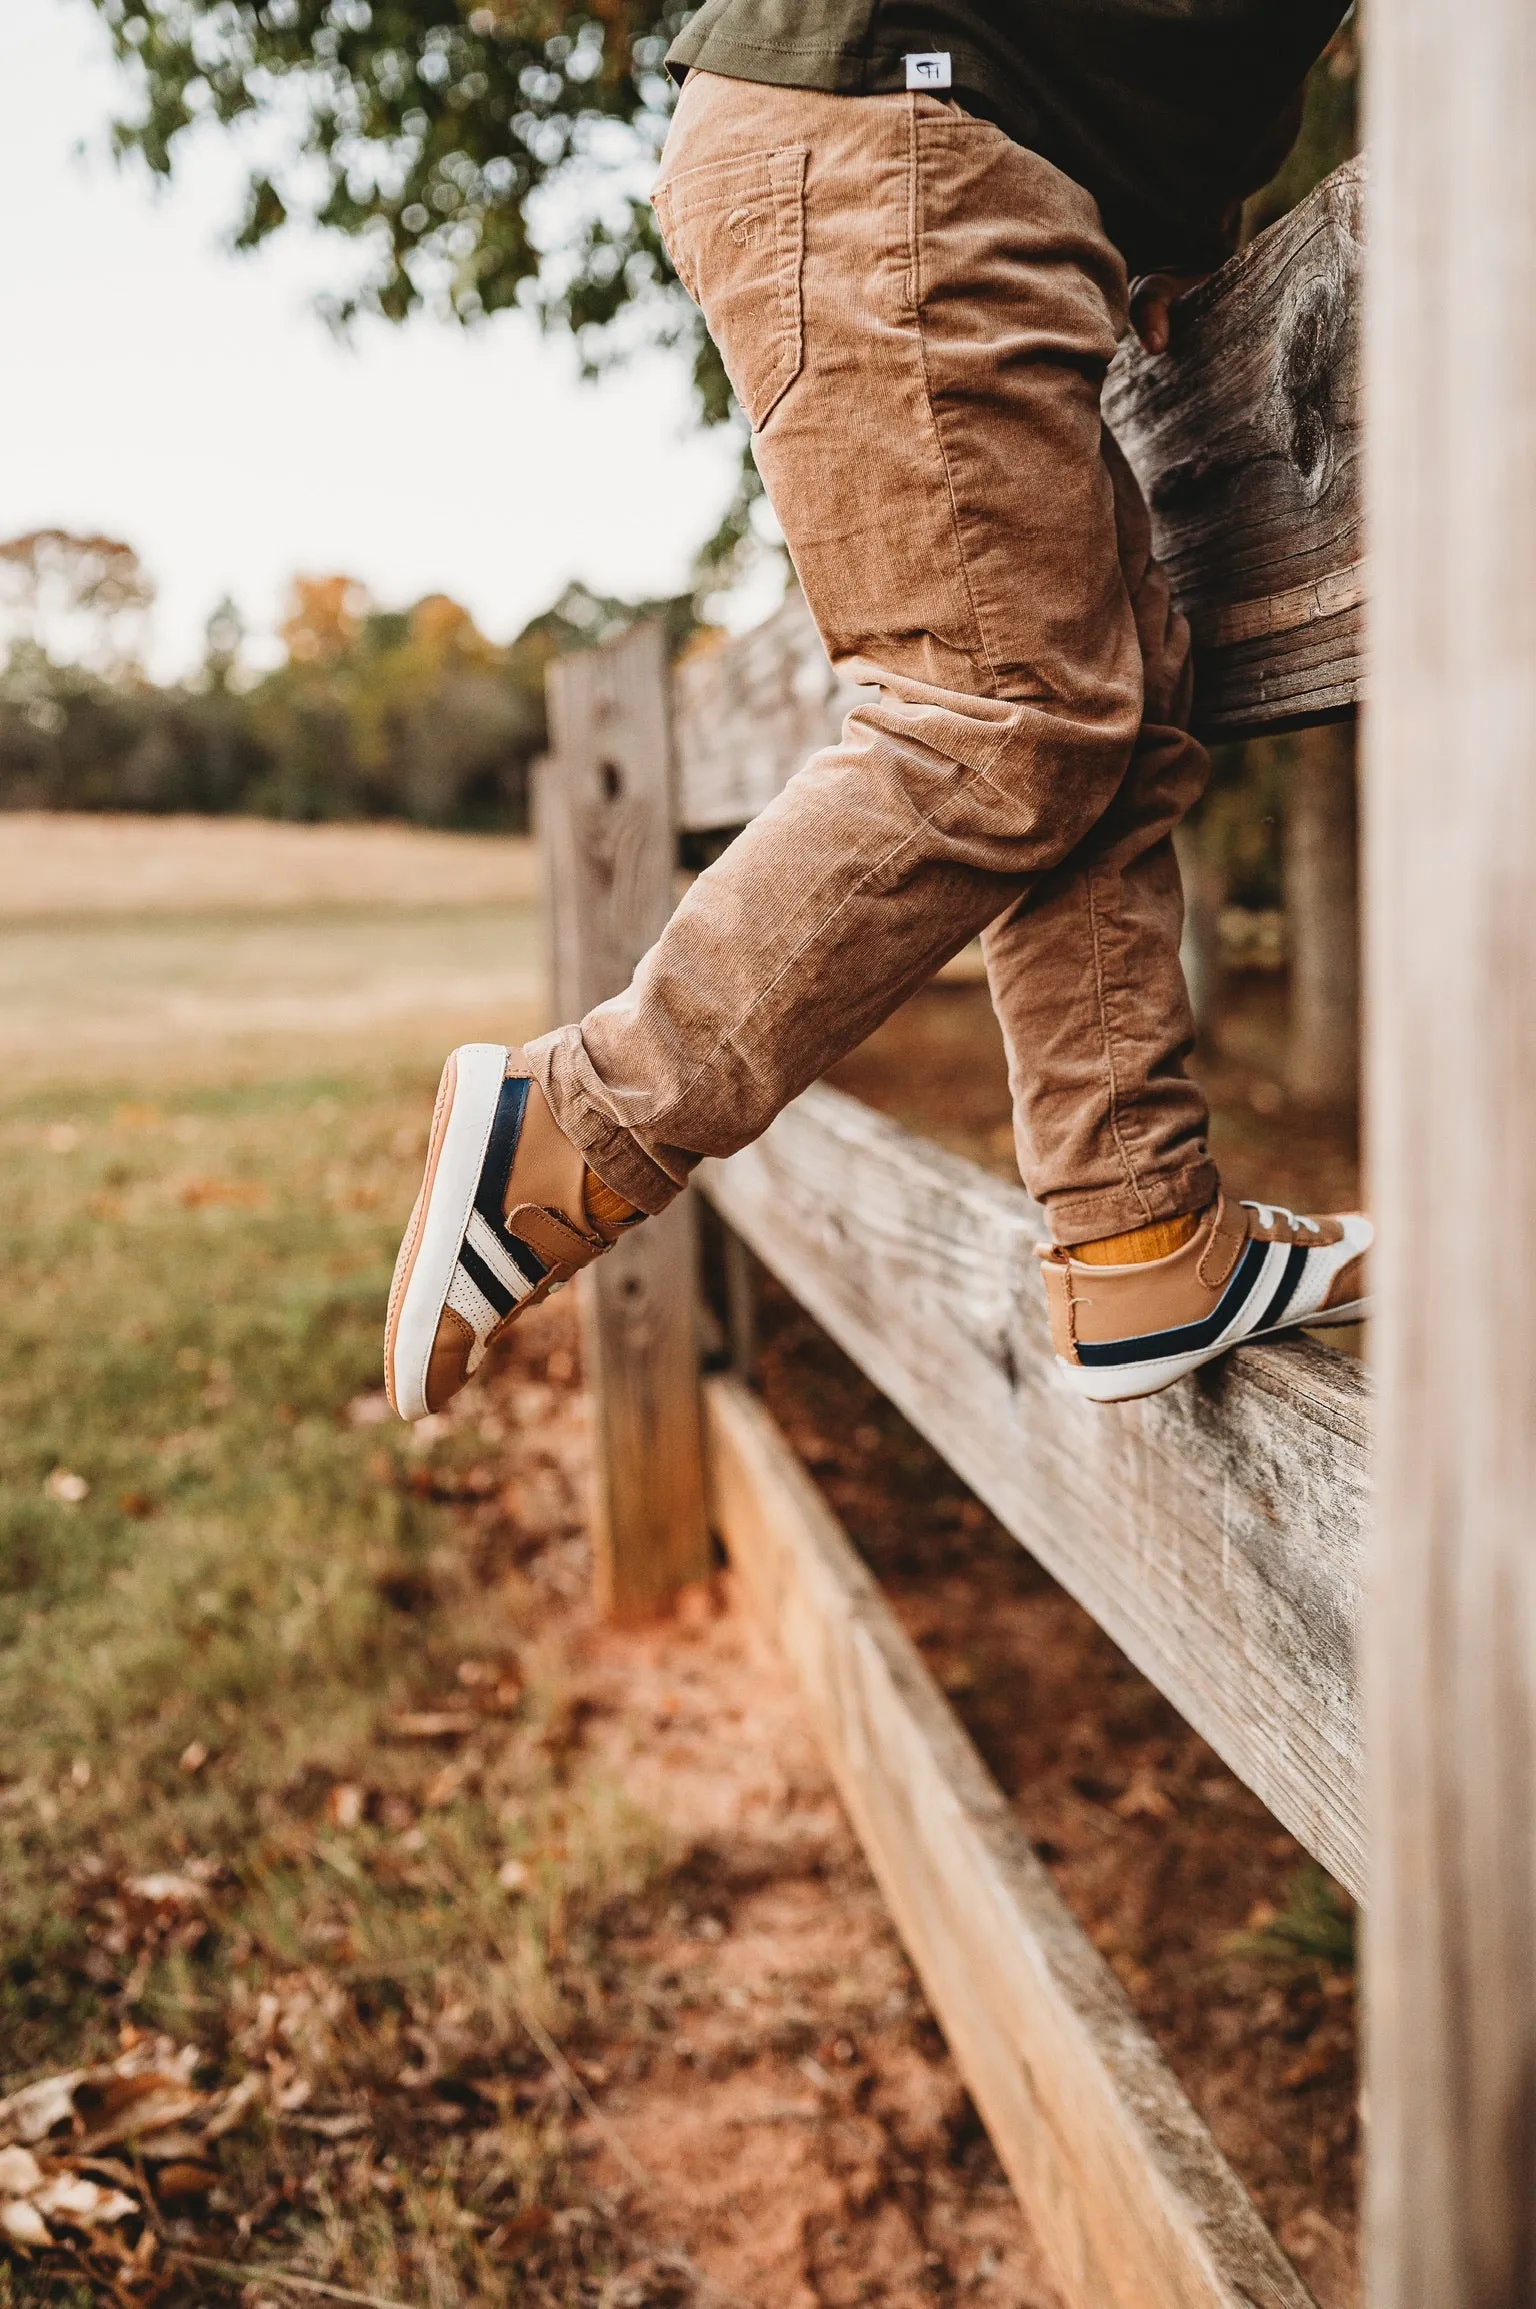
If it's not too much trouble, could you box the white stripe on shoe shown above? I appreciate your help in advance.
[1056,1213,1373,1403]
[385,1042,511,1420]
[464,1208,541,1303]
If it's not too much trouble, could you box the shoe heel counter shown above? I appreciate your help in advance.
[1039,1252,1080,1364]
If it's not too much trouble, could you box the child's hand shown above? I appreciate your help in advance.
[1128,271,1209,354]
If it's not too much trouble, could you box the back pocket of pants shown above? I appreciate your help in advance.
[653,146,807,431]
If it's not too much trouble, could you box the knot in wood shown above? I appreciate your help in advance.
[1275,272,1347,501]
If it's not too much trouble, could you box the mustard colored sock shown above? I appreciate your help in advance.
[1071,1208,1206,1265]
[582,1167,642,1233]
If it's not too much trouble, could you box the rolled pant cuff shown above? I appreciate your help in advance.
[524,1027,686,1219]
[1045,1158,1220,1250]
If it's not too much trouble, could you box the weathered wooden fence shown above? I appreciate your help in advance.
[537,101,1529,2309]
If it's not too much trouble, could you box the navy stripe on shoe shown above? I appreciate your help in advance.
[1075,1237,1269,1369]
[469,1074,549,1285]
[458,1237,516,1322]
[1252,1242,1307,1334]
[476,1075,529,1230]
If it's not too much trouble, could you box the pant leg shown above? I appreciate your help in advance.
[982,435,1217,1242]
[527,71,1212,1238]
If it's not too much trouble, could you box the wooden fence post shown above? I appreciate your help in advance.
[539,620,712,1619]
[1285,722,1359,1107]
[1364,3,1536,2301]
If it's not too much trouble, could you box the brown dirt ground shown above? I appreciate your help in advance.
[442,1297,1065,2308]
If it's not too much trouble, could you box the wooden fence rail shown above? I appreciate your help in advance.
[700,1086,1369,1902]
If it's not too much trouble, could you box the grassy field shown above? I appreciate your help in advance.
[0,814,1363,2306]
[0,820,661,2303]
[0,818,545,1093]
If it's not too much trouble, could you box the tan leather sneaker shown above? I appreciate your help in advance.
[384,1044,642,1420]
[1039,1194,1372,1404]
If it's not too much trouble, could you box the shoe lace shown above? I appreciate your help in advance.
[1241,1198,1321,1238]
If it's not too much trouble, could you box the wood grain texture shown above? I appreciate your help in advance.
[542,624,711,1617]
[700,1088,1369,1900]
[705,1375,1316,2309]
[1104,159,1364,737]
[672,590,874,835]
[1362,3,1536,2299]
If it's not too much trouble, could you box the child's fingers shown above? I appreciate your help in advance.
[1128,270,1209,354]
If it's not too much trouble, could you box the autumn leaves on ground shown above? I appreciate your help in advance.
[0,821,1053,2308]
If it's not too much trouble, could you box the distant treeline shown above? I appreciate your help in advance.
[0,547,692,832]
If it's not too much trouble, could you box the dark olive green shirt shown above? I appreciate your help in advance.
[667,0,1348,273]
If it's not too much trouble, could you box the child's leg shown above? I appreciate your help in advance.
[526,71,1179,1230]
[982,434,1218,1246]
[388,70,1371,1419]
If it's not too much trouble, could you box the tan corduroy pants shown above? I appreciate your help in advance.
[527,69,1218,1245]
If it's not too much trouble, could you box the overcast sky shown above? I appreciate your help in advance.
[0,1,742,676]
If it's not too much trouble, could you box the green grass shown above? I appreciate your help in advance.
[1223,1862,1356,1975]
[0,1064,659,2303]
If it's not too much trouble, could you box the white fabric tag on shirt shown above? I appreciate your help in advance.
[904,52,953,90]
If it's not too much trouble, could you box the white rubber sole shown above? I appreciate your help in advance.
[1055,1294,1373,1406]
[385,1043,509,1420]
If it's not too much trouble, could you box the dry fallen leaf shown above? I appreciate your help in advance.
[178,1740,209,1774]
[285,2111,368,2140]
[0,2070,86,2145]
[203,2072,264,2142]
[130,2127,206,2162]
[422,1763,465,1809]
[32,2172,137,2225]
[386,1711,478,1740]
[0,2196,50,2245]
[491,2204,553,2252]
[153,2160,215,2206]
[125,1873,205,1908]
[1281,2040,1345,2092]
[75,2073,206,2153]
[0,2144,43,2195]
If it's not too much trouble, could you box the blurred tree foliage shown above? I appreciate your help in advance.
[83,2,1359,589]
[1241,14,1359,247]
[57,10,1359,839]
[83,0,733,415]
[0,530,155,677]
[0,545,690,828]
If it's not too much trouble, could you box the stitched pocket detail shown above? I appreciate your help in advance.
[653,146,807,430]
